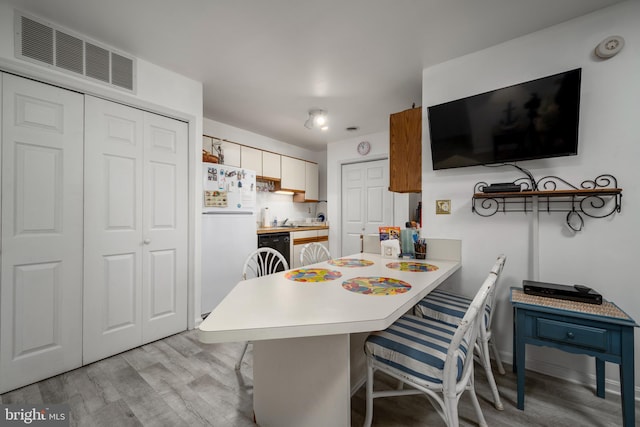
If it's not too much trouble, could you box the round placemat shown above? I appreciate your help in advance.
[342,276,411,295]
[284,268,342,282]
[328,258,374,268]
[385,261,439,272]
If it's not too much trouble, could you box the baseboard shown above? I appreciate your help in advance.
[497,350,640,401]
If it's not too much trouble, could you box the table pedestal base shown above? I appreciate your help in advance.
[254,334,351,427]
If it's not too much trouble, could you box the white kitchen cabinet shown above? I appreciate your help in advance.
[0,73,84,394]
[290,229,329,268]
[221,140,241,167]
[293,161,319,202]
[280,155,306,192]
[241,145,263,175]
[262,151,281,180]
[83,96,188,364]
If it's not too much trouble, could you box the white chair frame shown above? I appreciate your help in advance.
[235,247,289,370]
[363,256,506,427]
[414,255,507,410]
[299,242,331,266]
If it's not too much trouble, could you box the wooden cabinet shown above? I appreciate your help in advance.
[280,156,306,192]
[221,141,241,167]
[262,151,281,180]
[293,161,319,202]
[241,145,262,175]
[389,106,421,193]
[290,229,329,268]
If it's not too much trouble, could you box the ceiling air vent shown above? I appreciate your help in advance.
[20,15,54,65]
[14,11,136,93]
[55,30,83,74]
[111,52,134,90]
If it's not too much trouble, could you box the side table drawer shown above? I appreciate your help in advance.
[536,318,608,351]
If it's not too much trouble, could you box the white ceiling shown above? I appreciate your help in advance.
[3,0,626,150]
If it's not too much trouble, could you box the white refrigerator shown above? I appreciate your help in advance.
[201,162,257,315]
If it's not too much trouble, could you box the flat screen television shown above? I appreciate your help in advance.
[428,68,581,170]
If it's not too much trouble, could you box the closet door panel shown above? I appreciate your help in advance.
[83,96,144,364]
[0,73,83,393]
[142,112,187,342]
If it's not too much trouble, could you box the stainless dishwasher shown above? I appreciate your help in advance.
[257,232,291,270]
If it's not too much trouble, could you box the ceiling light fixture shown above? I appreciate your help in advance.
[304,109,329,131]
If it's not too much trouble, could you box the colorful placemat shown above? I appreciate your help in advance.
[328,258,375,268]
[284,268,342,282]
[342,276,411,295]
[385,261,439,272]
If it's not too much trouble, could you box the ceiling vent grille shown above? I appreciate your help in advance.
[15,11,136,92]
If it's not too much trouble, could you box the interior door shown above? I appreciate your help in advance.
[0,73,84,393]
[83,96,188,363]
[142,111,188,342]
[341,159,393,256]
[83,96,145,364]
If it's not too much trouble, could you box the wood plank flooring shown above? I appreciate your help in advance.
[2,329,636,426]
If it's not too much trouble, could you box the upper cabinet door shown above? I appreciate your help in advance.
[280,156,306,193]
[241,145,262,175]
[0,73,84,393]
[389,106,422,193]
[221,141,241,167]
[304,162,319,201]
[262,151,281,180]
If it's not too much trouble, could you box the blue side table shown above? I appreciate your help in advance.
[511,287,637,427]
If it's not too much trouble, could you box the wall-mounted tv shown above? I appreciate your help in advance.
[428,68,581,170]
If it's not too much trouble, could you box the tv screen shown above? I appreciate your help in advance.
[428,68,581,170]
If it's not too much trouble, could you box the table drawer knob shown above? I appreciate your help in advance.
[566,332,575,339]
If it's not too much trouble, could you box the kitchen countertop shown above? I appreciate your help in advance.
[257,225,329,234]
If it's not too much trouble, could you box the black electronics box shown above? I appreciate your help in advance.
[482,183,522,193]
[523,280,603,305]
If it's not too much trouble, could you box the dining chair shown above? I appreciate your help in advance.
[299,242,331,266]
[363,256,505,427]
[361,234,380,254]
[413,255,507,410]
[235,247,289,370]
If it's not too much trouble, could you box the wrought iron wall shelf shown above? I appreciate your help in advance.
[472,175,622,231]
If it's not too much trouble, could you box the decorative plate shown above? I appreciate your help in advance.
[342,276,411,295]
[385,262,439,272]
[284,268,342,282]
[328,258,374,267]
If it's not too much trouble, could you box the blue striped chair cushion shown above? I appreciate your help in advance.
[364,314,470,384]
[415,289,491,327]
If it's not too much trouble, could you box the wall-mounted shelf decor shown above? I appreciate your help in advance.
[472,174,622,231]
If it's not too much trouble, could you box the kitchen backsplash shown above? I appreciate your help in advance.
[255,192,325,227]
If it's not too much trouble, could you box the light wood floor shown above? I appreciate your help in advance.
[2,329,636,426]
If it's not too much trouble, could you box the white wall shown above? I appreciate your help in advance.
[326,130,413,257]
[0,2,204,328]
[203,118,328,224]
[422,0,640,393]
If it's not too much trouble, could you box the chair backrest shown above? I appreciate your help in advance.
[361,234,380,254]
[242,247,289,280]
[483,254,507,332]
[300,242,331,266]
[443,263,499,395]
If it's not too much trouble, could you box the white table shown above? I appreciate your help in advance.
[198,239,461,427]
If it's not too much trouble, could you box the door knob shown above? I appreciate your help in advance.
[143,239,151,245]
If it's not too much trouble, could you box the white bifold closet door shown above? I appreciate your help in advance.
[0,73,84,393]
[83,96,188,364]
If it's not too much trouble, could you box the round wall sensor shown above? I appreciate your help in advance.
[595,35,625,59]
